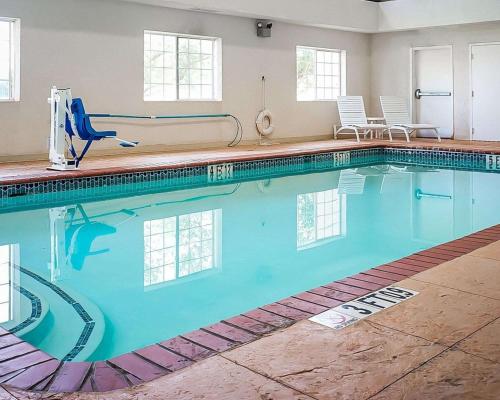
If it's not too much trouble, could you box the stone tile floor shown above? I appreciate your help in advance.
[2,241,499,399]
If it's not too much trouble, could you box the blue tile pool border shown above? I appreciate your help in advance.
[1,147,499,212]
[14,265,95,362]
[9,285,42,335]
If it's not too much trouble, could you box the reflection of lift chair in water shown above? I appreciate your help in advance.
[48,205,133,281]
[48,185,241,282]
[65,205,117,270]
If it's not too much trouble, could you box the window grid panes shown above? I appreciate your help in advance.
[297,46,343,101]
[144,31,217,101]
[0,245,13,324]
[297,189,345,249]
[144,210,220,287]
[0,20,13,100]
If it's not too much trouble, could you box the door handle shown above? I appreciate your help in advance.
[415,89,452,99]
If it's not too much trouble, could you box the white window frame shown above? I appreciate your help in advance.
[296,189,347,251]
[143,209,222,289]
[0,17,20,102]
[144,30,222,102]
[296,45,346,102]
[0,244,20,324]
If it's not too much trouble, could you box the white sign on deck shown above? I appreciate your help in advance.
[333,151,351,168]
[485,154,500,171]
[207,163,234,183]
[309,309,359,330]
[310,286,419,330]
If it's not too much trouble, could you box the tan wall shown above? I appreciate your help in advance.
[0,0,371,159]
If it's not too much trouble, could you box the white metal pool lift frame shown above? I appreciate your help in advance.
[48,87,137,171]
[48,87,243,171]
[48,88,76,171]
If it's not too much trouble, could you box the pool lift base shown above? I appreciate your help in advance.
[48,161,78,172]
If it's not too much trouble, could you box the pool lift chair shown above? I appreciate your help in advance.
[48,87,243,171]
[48,87,138,171]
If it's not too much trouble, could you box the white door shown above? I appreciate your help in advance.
[471,43,500,141]
[412,47,454,138]
[412,170,455,243]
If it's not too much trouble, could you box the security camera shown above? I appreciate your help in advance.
[256,20,272,37]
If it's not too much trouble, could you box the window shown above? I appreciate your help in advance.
[144,209,221,287]
[0,18,19,101]
[0,245,15,323]
[144,31,222,101]
[296,46,346,101]
[297,189,346,250]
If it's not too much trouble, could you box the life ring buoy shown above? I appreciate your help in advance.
[256,109,274,136]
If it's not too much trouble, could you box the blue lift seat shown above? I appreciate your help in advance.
[64,98,117,167]
[67,98,117,140]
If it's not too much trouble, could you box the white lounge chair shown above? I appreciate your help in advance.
[380,96,441,142]
[335,96,387,143]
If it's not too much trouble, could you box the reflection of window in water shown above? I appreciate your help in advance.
[0,245,14,323]
[144,210,221,286]
[297,189,346,250]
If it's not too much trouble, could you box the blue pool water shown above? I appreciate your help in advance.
[0,164,499,361]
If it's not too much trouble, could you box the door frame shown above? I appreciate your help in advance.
[409,45,454,138]
[469,42,500,140]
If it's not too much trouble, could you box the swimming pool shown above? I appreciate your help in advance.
[0,162,499,362]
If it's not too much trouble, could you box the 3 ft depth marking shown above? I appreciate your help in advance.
[310,286,419,330]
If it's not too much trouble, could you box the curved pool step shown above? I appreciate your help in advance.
[4,265,105,362]
[1,282,49,338]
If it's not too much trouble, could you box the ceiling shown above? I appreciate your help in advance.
[119,0,500,33]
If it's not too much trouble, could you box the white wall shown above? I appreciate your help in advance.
[122,0,500,34]
[370,21,500,140]
[0,0,371,159]
[379,0,500,32]
[123,0,379,32]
